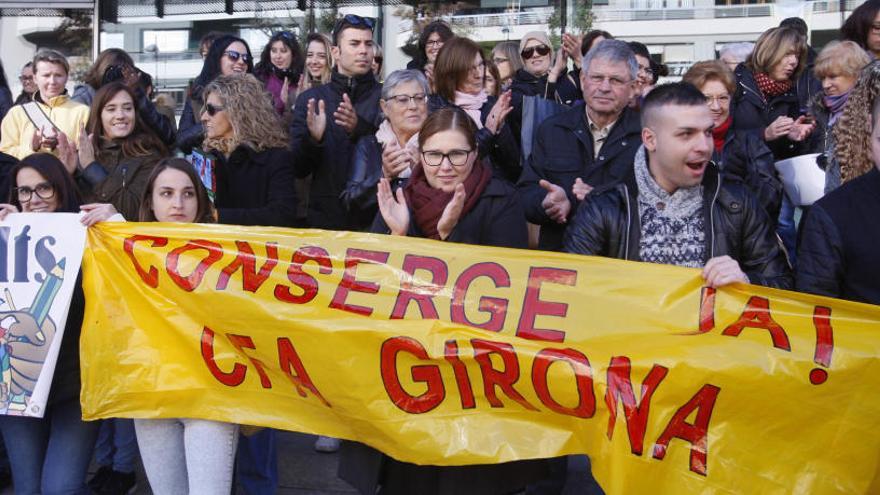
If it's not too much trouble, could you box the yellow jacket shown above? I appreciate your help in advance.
[0,93,89,159]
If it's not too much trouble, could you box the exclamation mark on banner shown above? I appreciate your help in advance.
[809,306,834,385]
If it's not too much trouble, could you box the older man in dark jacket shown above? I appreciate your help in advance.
[290,15,382,230]
[565,82,792,289]
[517,40,642,251]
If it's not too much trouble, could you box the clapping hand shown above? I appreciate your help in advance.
[306,98,327,143]
[485,90,513,135]
[377,178,410,236]
[334,93,359,134]
[437,183,466,240]
[539,179,571,224]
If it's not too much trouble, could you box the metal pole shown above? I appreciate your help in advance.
[92,0,100,60]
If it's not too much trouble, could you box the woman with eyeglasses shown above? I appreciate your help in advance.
[177,35,254,154]
[510,31,567,104]
[0,153,117,494]
[428,37,519,182]
[343,70,429,230]
[130,158,241,494]
[842,0,880,59]
[683,61,783,224]
[490,41,523,92]
[14,62,37,106]
[303,33,333,91]
[339,108,546,495]
[408,20,455,91]
[255,31,304,122]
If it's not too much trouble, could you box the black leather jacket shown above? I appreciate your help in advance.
[564,157,792,289]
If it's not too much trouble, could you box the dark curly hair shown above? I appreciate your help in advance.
[254,31,304,84]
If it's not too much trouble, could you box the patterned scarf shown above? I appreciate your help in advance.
[754,72,793,99]
[712,116,732,154]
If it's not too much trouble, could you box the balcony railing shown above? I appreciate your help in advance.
[398,8,553,33]
[811,0,861,13]
[594,4,772,22]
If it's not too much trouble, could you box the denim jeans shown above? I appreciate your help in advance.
[0,396,99,494]
[134,418,238,495]
[777,194,798,268]
[236,429,278,495]
[94,418,139,473]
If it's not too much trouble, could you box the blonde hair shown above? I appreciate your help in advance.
[747,27,807,79]
[305,33,333,89]
[814,41,871,80]
[202,74,288,154]
[833,60,880,183]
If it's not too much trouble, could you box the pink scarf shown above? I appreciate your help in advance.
[375,119,419,179]
[454,90,487,129]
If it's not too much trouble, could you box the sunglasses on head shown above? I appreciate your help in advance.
[278,31,294,41]
[333,14,375,40]
[521,45,551,60]
[224,50,250,63]
[203,103,225,116]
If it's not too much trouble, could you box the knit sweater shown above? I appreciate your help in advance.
[634,147,706,268]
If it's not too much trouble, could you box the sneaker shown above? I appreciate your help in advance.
[314,435,341,453]
[87,465,113,491]
[94,469,136,495]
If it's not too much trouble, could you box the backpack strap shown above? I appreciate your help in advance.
[21,101,59,134]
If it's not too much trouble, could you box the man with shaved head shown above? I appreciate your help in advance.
[564,82,791,289]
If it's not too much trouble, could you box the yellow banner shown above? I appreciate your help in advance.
[80,222,880,494]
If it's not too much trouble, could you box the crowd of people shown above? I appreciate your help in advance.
[0,1,878,492]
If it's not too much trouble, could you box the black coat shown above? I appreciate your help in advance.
[563,159,792,289]
[555,68,582,106]
[732,64,816,160]
[176,92,204,154]
[341,176,543,495]
[517,102,642,251]
[713,128,783,224]
[0,151,16,202]
[796,167,880,305]
[214,145,298,227]
[289,71,382,230]
[427,94,521,183]
[342,134,408,232]
[0,87,12,125]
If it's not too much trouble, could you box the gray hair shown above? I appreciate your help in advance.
[381,69,429,100]
[719,42,754,63]
[581,39,638,82]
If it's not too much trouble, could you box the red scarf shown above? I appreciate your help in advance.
[754,72,792,99]
[404,160,492,240]
[712,116,732,153]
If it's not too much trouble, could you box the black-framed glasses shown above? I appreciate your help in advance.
[521,45,551,60]
[19,75,33,82]
[202,103,225,116]
[421,149,473,167]
[224,50,250,63]
[426,39,444,47]
[385,93,427,106]
[15,182,54,203]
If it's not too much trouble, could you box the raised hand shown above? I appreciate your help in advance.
[437,183,466,240]
[55,132,78,175]
[280,77,291,107]
[562,33,582,66]
[0,204,19,222]
[572,177,593,202]
[548,47,568,82]
[306,98,327,143]
[485,90,514,135]
[377,178,410,236]
[539,179,571,224]
[381,142,414,179]
[77,123,96,169]
[334,93,359,134]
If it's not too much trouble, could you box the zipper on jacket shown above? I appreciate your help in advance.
[708,172,721,259]
[622,183,632,260]
[121,165,128,189]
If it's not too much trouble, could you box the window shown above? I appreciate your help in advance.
[142,30,189,53]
